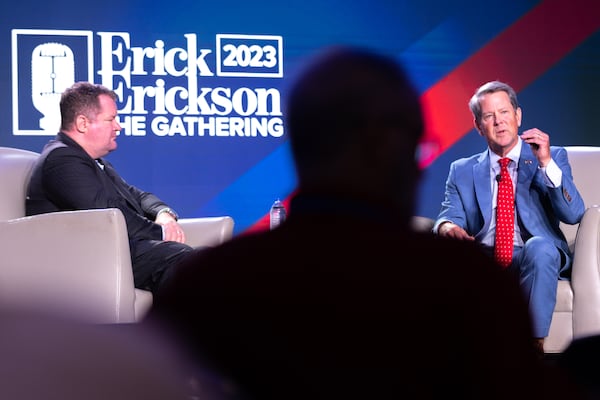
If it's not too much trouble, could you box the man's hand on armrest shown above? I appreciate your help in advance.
[438,221,475,241]
[155,212,186,244]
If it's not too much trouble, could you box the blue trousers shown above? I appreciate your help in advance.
[509,236,562,338]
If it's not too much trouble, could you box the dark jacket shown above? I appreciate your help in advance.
[26,132,166,242]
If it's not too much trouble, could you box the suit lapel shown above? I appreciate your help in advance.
[99,160,145,215]
[515,145,539,224]
[474,151,492,229]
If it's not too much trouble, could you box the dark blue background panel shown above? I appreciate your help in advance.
[2,0,599,235]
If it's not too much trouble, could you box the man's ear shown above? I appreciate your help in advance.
[75,115,88,133]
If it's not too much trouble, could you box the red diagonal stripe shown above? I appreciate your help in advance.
[247,0,600,233]
[419,0,600,168]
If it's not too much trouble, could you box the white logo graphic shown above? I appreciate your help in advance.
[31,42,75,133]
[12,29,284,138]
[11,29,94,136]
[216,34,283,77]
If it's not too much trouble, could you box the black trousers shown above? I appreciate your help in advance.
[131,239,195,295]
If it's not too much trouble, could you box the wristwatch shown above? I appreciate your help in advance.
[157,207,179,221]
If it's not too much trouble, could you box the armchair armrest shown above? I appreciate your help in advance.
[571,206,600,337]
[411,215,435,233]
[0,209,138,323]
[179,216,234,248]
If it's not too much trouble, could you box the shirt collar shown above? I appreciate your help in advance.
[489,137,522,167]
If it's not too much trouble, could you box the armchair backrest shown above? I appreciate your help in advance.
[560,146,600,251]
[0,146,39,220]
[0,147,139,322]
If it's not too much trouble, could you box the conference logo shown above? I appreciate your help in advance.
[11,29,284,139]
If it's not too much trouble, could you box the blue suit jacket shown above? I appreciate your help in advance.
[435,143,585,275]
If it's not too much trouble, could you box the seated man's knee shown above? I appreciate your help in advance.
[523,236,560,267]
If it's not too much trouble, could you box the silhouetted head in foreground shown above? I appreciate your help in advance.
[286,46,424,223]
[148,46,572,400]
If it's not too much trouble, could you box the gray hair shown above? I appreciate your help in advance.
[468,81,519,123]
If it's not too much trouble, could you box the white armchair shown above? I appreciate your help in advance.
[547,146,600,352]
[0,146,234,324]
[414,146,600,353]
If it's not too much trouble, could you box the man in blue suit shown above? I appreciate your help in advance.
[433,80,585,354]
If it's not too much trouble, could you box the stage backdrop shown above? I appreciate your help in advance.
[2,0,599,235]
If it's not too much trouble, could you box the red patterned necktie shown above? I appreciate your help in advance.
[494,157,514,268]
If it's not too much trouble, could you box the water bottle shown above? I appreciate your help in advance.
[269,199,286,230]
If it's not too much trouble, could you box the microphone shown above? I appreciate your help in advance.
[496,174,502,183]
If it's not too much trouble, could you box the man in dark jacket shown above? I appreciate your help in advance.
[26,82,192,294]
